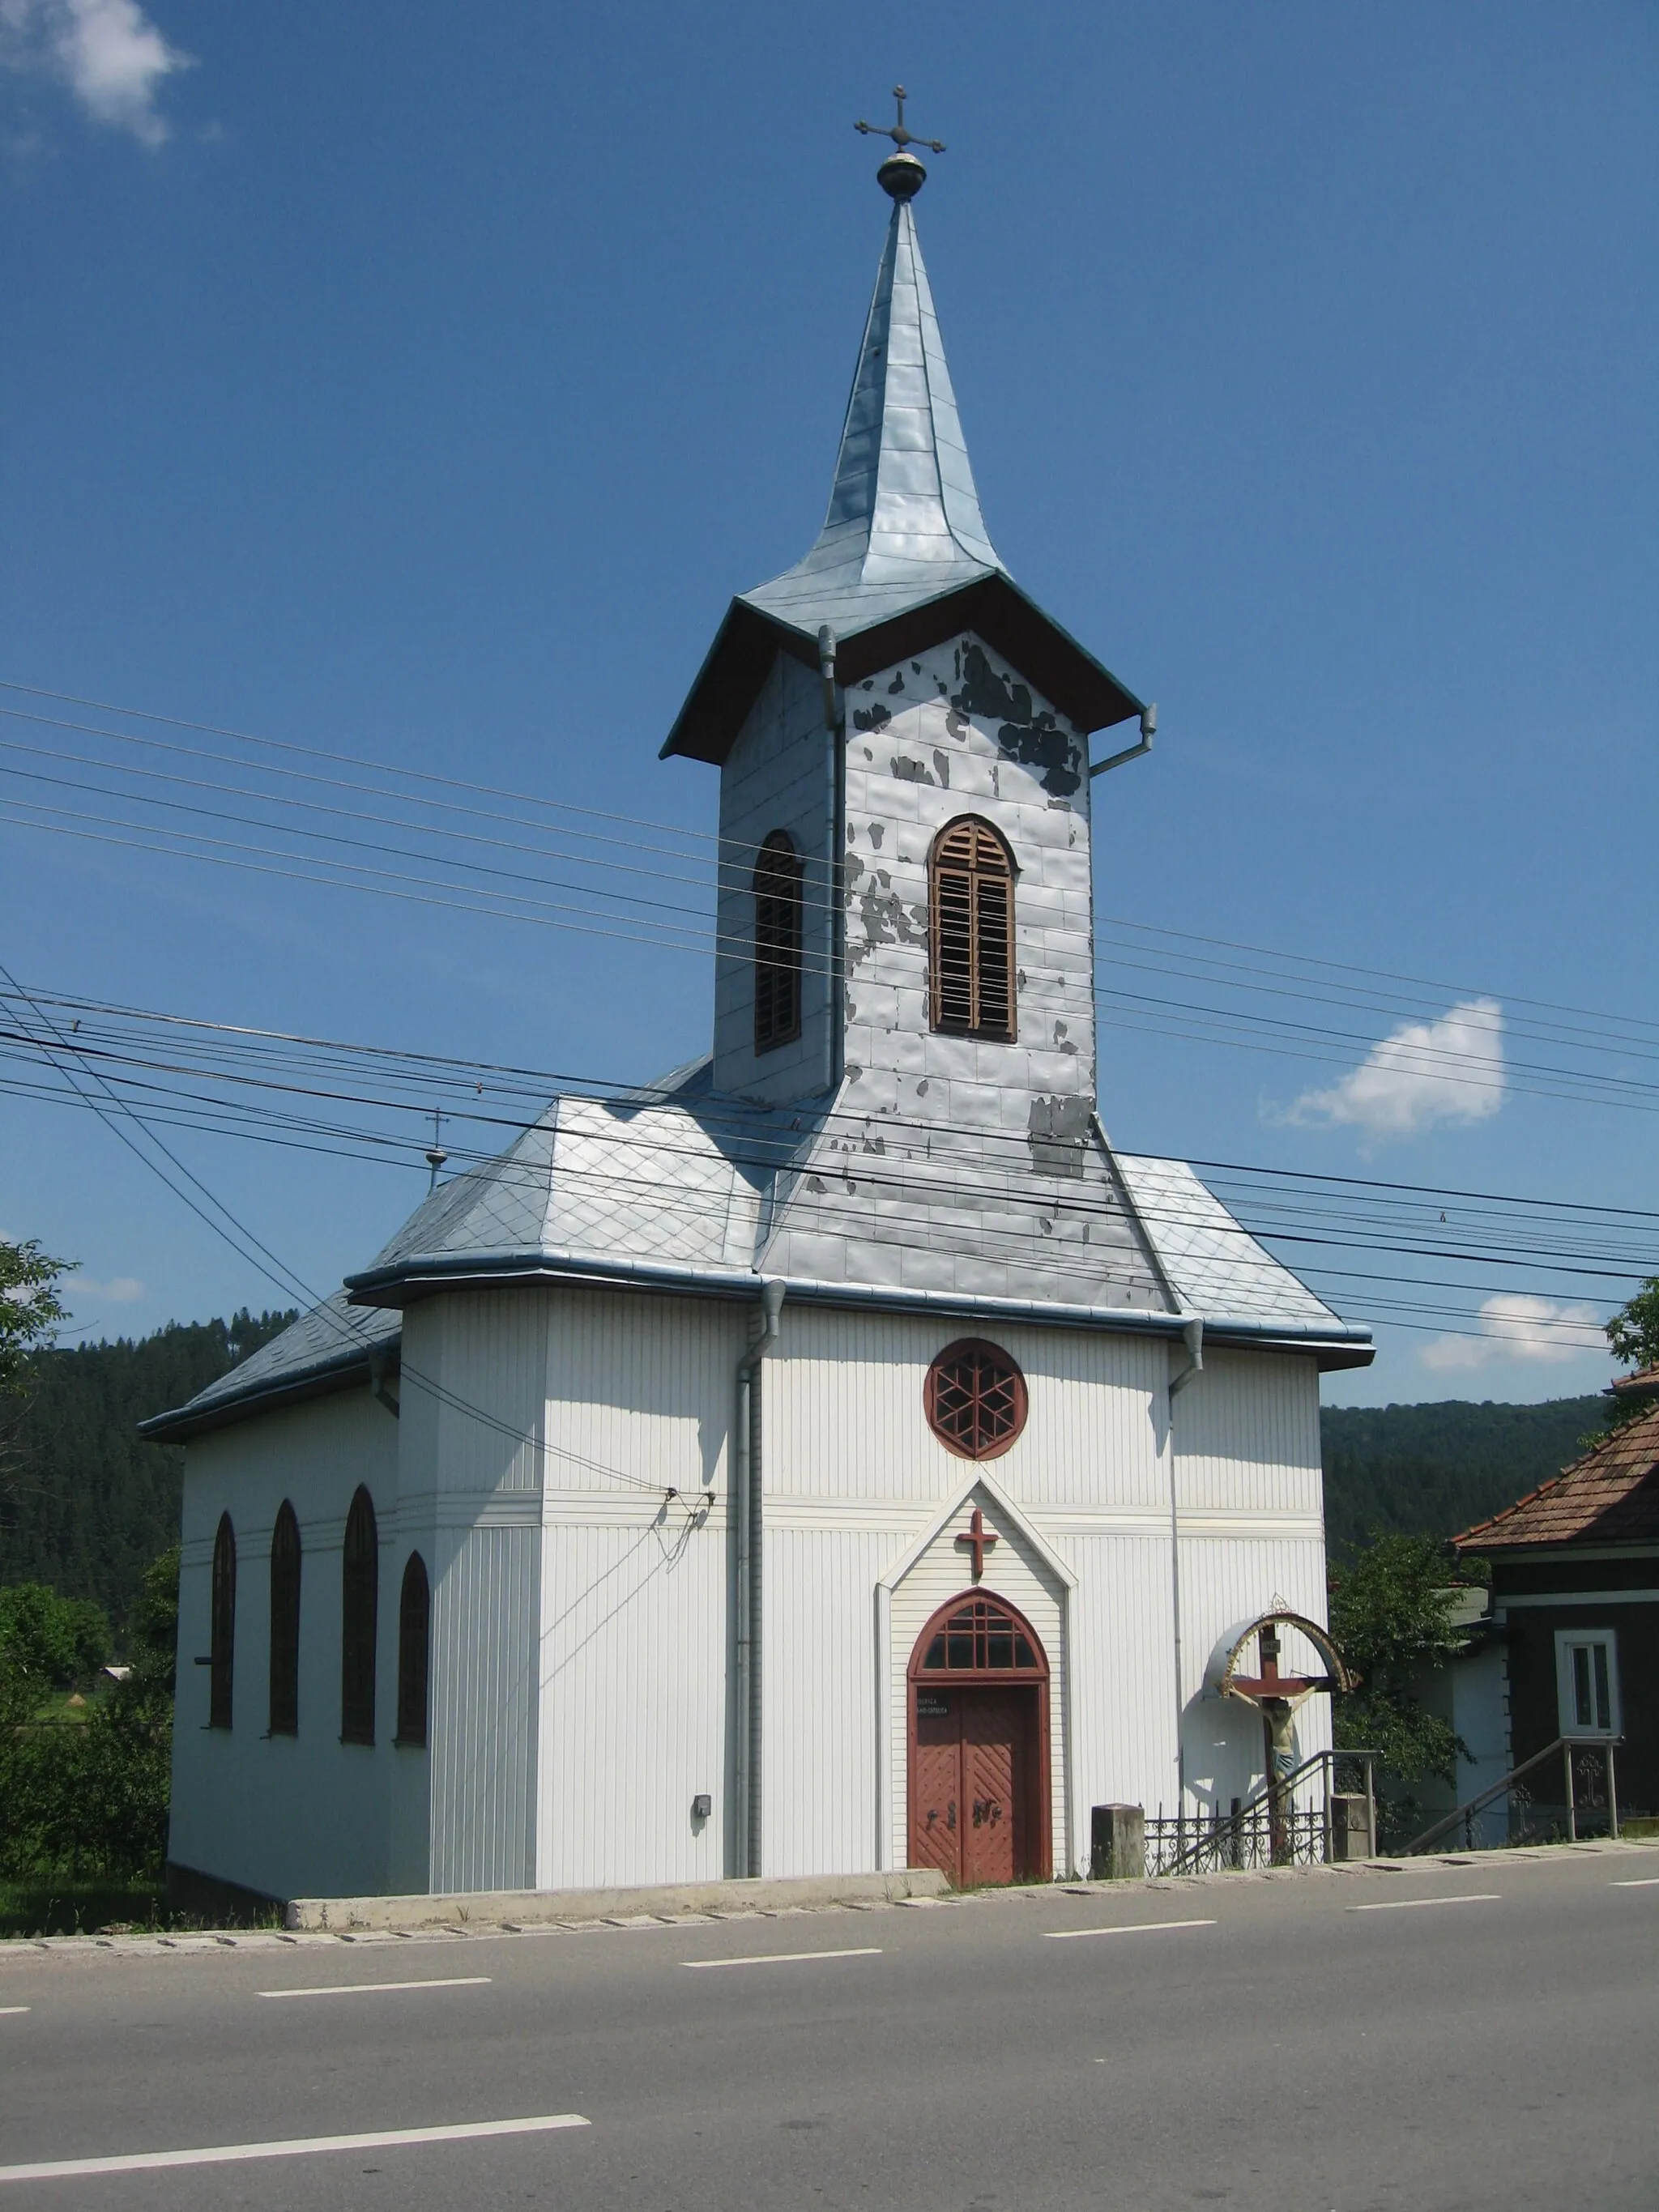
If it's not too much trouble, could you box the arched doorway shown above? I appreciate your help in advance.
[907,1592,1051,1886]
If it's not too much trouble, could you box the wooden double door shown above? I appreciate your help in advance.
[910,1683,1044,1888]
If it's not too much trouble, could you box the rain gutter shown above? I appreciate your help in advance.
[343,1249,1372,1357]
[1164,1317,1205,1826]
[733,1279,785,1879]
[139,1341,399,1442]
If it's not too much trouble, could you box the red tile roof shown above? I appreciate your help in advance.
[1455,1402,1659,1550]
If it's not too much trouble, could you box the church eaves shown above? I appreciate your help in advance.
[663,176,1145,765]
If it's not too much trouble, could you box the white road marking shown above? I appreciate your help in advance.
[1044,1918,1217,1941]
[1611,1877,1659,1888]
[0,2113,590,2186]
[258,1975,492,2000]
[1348,1894,1501,1912]
[0,2008,28,2018]
[682,1946,882,1970]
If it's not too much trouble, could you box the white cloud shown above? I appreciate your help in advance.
[75,1273,145,1302]
[0,0,189,148]
[1286,997,1505,1142]
[1419,1293,1603,1373]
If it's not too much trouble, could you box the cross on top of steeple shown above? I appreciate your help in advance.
[855,84,945,201]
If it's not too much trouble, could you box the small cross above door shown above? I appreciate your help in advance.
[955,1505,999,1583]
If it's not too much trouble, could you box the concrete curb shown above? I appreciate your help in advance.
[285,1866,951,1933]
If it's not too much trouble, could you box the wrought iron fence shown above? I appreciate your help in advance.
[1146,1802,1328,1876]
[1145,1749,1380,1877]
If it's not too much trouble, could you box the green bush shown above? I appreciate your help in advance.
[0,1548,176,1882]
[0,1583,112,1688]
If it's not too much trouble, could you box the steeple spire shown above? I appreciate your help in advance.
[741,134,1003,635]
[662,108,1147,765]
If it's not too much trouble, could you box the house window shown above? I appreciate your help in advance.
[396,1552,430,1750]
[753,830,804,1052]
[1556,1630,1620,1737]
[341,1485,378,1745]
[209,1512,237,1729]
[925,1339,1028,1460]
[268,1501,301,1737]
[930,816,1016,1040]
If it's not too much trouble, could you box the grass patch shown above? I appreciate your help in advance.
[0,1877,174,1940]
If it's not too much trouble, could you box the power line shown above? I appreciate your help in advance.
[6,674,1656,1048]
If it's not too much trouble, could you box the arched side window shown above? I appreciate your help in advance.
[929,817,1016,1040]
[340,1485,378,1745]
[395,1552,430,1750]
[753,830,804,1052]
[268,1501,301,1737]
[209,1512,237,1730]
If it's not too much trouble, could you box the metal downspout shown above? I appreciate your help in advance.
[733,1278,785,1877]
[1165,1317,1204,1831]
[818,625,845,1096]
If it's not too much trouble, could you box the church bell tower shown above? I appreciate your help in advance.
[663,98,1153,1180]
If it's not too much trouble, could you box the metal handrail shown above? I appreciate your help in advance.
[1158,1745,1380,1876]
[1401,1735,1622,1856]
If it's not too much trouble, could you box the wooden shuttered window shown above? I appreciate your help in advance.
[753,831,804,1053]
[268,1501,301,1736]
[209,1512,237,1730]
[340,1485,378,1745]
[930,817,1016,1040]
[395,1551,430,1750]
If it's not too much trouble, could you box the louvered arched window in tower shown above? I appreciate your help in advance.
[340,1485,378,1745]
[753,830,804,1052]
[209,1512,237,1729]
[930,817,1016,1040]
[396,1552,430,1749]
[268,1500,301,1737]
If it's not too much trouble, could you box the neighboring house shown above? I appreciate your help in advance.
[142,147,1372,1911]
[1397,1584,1512,1846]
[1449,1375,1659,1835]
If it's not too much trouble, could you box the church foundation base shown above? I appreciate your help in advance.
[285,1865,950,1933]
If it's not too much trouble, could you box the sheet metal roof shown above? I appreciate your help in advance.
[663,194,1144,763]
[146,1064,1369,1438]
[1455,1403,1659,1552]
[744,198,1000,634]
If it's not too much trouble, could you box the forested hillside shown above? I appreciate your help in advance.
[1320,1395,1604,1556]
[0,1304,1609,1622]
[0,1312,294,1632]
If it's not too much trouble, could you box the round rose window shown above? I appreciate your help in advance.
[924,1339,1028,1460]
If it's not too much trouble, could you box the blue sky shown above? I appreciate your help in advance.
[1,2,1654,1407]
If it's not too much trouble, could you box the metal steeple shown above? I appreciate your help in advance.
[740,131,1004,637]
[662,104,1148,765]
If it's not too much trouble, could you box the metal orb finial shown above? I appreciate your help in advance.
[854,83,945,200]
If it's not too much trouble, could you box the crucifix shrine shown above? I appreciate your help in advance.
[955,1506,999,1583]
[1216,1612,1354,1862]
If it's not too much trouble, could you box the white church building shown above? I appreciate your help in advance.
[149,140,1371,1907]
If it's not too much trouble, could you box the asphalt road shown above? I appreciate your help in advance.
[1,1846,1655,2210]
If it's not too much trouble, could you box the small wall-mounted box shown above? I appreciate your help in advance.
[691,1793,713,1821]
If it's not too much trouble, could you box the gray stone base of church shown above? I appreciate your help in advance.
[285,1866,951,1933]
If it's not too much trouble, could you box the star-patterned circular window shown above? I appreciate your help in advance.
[924,1339,1028,1460]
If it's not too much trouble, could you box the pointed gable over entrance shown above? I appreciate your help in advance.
[663,160,1145,765]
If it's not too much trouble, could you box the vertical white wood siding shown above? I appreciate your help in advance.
[404,1294,544,1895]
[536,1288,741,1889]
[173,1277,1333,1899]
[169,1388,402,1903]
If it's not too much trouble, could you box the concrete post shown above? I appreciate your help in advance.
[1090,1803,1145,1881]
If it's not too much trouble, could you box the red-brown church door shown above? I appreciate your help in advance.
[908,1593,1051,1886]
